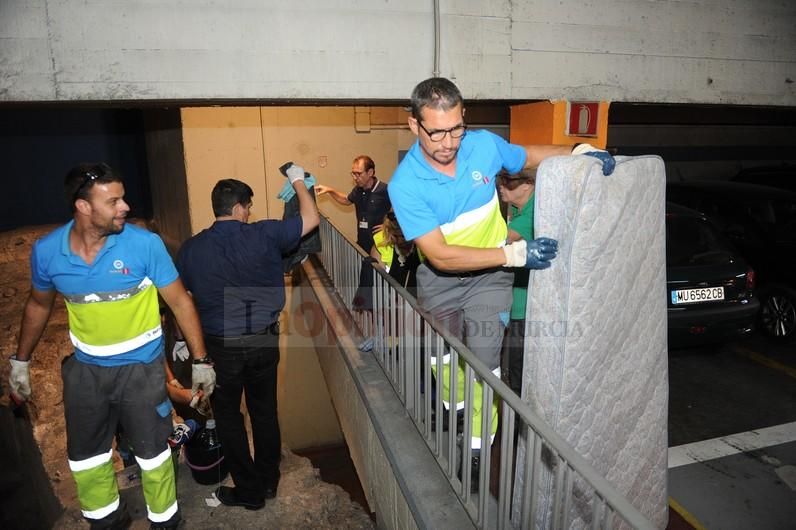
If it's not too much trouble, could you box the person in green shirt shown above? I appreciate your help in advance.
[498,167,537,396]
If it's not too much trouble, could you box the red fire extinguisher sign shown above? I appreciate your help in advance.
[567,102,599,137]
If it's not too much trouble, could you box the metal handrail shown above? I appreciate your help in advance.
[314,214,656,529]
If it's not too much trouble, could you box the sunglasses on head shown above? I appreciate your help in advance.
[72,164,108,202]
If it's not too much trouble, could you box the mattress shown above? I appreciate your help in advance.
[513,155,669,528]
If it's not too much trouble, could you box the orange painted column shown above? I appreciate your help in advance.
[510,100,610,149]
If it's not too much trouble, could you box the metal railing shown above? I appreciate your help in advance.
[316,215,655,530]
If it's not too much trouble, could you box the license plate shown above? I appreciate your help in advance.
[671,287,725,305]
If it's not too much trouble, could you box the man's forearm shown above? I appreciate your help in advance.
[172,302,208,361]
[160,280,208,361]
[424,245,507,272]
[15,292,55,361]
[323,187,351,206]
[294,182,320,236]
[523,145,574,168]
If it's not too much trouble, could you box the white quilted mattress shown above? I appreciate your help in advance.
[515,155,669,528]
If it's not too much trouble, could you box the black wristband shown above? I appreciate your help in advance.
[192,356,212,365]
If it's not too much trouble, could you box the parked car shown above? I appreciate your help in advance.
[731,164,796,193]
[667,181,796,341]
[666,202,759,348]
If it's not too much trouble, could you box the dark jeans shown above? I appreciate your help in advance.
[206,329,281,501]
[505,319,525,396]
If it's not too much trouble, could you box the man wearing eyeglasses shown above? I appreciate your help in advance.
[315,155,391,313]
[7,162,214,529]
[388,77,614,473]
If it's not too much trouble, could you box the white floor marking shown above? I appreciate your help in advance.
[668,421,796,469]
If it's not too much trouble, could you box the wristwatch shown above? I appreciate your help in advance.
[192,356,212,365]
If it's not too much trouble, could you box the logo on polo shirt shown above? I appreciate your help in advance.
[471,170,490,188]
[110,259,129,275]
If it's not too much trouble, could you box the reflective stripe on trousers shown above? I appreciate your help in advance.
[431,355,499,450]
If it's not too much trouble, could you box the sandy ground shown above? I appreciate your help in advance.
[0,224,373,529]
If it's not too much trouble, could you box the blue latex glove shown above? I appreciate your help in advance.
[572,143,616,176]
[525,237,558,269]
[277,174,317,202]
[502,237,559,268]
[584,151,616,176]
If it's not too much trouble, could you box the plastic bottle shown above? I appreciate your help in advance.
[185,418,228,484]
[203,419,219,448]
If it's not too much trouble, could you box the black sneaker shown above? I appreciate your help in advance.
[215,486,265,511]
[470,451,481,494]
[455,435,481,494]
[264,480,279,499]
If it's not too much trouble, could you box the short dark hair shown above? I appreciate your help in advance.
[353,155,375,173]
[64,162,124,212]
[211,179,253,217]
[410,77,464,120]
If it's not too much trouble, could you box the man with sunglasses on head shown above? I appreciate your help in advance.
[388,77,614,480]
[7,162,214,530]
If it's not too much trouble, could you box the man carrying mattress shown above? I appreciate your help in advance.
[388,77,614,477]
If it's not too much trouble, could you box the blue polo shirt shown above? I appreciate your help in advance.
[388,129,526,247]
[176,217,302,337]
[31,221,179,366]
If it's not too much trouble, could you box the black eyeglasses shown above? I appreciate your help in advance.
[416,120,467,142]
[72,164,107,202]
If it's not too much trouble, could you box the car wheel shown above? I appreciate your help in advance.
[759,286,796,342]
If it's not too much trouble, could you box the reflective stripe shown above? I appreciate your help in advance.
[442,399,466,411]
[70,325,162,357]
[373,230,394,270]
[439,192,506,249]
[148,500,179,523]
[68,448,113,472]
[63,277,154,304]
[471,433,496,450]
[429,353,451,364]
[65,280,161,357]
[138,447,178,522]
[135,447,172,471]
[70,449,118,520]
[82,497,120,520]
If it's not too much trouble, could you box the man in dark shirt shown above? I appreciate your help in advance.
[176,165,319,510]
[315,155,391,313]
[315,154,391,253]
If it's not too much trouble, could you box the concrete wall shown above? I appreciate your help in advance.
[1,1,793,106]
[143,109,192,255]
[180,105,414,242]
[300,260,474,529]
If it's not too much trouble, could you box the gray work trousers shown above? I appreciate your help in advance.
[416,263,513,371]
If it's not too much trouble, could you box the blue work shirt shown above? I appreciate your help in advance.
[31,221,178,366]
[388,129,526,242]
[176,217,302,337]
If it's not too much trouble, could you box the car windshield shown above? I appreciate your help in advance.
[667,216,733,267]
